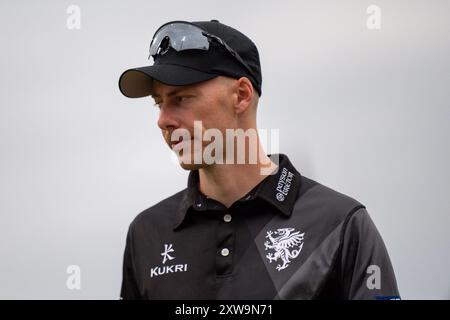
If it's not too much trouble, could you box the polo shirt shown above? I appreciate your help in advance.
[120,153,400,299]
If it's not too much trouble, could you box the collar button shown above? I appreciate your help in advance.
[221,248,230,256]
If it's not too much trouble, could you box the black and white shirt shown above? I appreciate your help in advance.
[120,154,400,299]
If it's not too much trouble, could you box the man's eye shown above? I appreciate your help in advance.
[175,96,191,104]
[153,96,192,108]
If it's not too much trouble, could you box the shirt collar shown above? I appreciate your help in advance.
[173,153,302,230]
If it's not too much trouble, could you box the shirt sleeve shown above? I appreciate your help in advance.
[120,224,142,300]
[338,207,400,300]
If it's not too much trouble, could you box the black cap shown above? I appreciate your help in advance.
[118,19,262,98]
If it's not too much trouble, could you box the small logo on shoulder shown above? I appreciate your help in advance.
[375,296,401,300]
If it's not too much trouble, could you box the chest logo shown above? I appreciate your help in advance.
[161,244,175,264]
[150,243,188,278]
[264,228,305,271]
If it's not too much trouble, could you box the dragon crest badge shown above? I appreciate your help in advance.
[264,227,305,271]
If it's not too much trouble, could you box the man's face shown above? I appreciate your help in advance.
[152,76,239,170]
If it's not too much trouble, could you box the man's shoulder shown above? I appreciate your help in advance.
[128,188,188,230]
[295,174,366,223]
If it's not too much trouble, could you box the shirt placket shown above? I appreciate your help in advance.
[215,207,235,277]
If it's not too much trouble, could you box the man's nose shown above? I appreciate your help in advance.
[157,104,179,131]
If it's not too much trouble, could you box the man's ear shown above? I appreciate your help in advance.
[234,77,254,115]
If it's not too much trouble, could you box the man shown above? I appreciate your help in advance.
[118,19,400,299]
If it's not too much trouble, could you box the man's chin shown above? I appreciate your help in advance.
[178,162,206,171]
[174,153,209,171]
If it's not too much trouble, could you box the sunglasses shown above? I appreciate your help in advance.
[148,21,257,82]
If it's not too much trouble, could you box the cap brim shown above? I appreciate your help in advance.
[118,64,218,98]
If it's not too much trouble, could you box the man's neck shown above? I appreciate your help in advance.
[198,152,278,208]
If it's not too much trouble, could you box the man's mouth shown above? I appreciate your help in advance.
[170,138,192,149]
